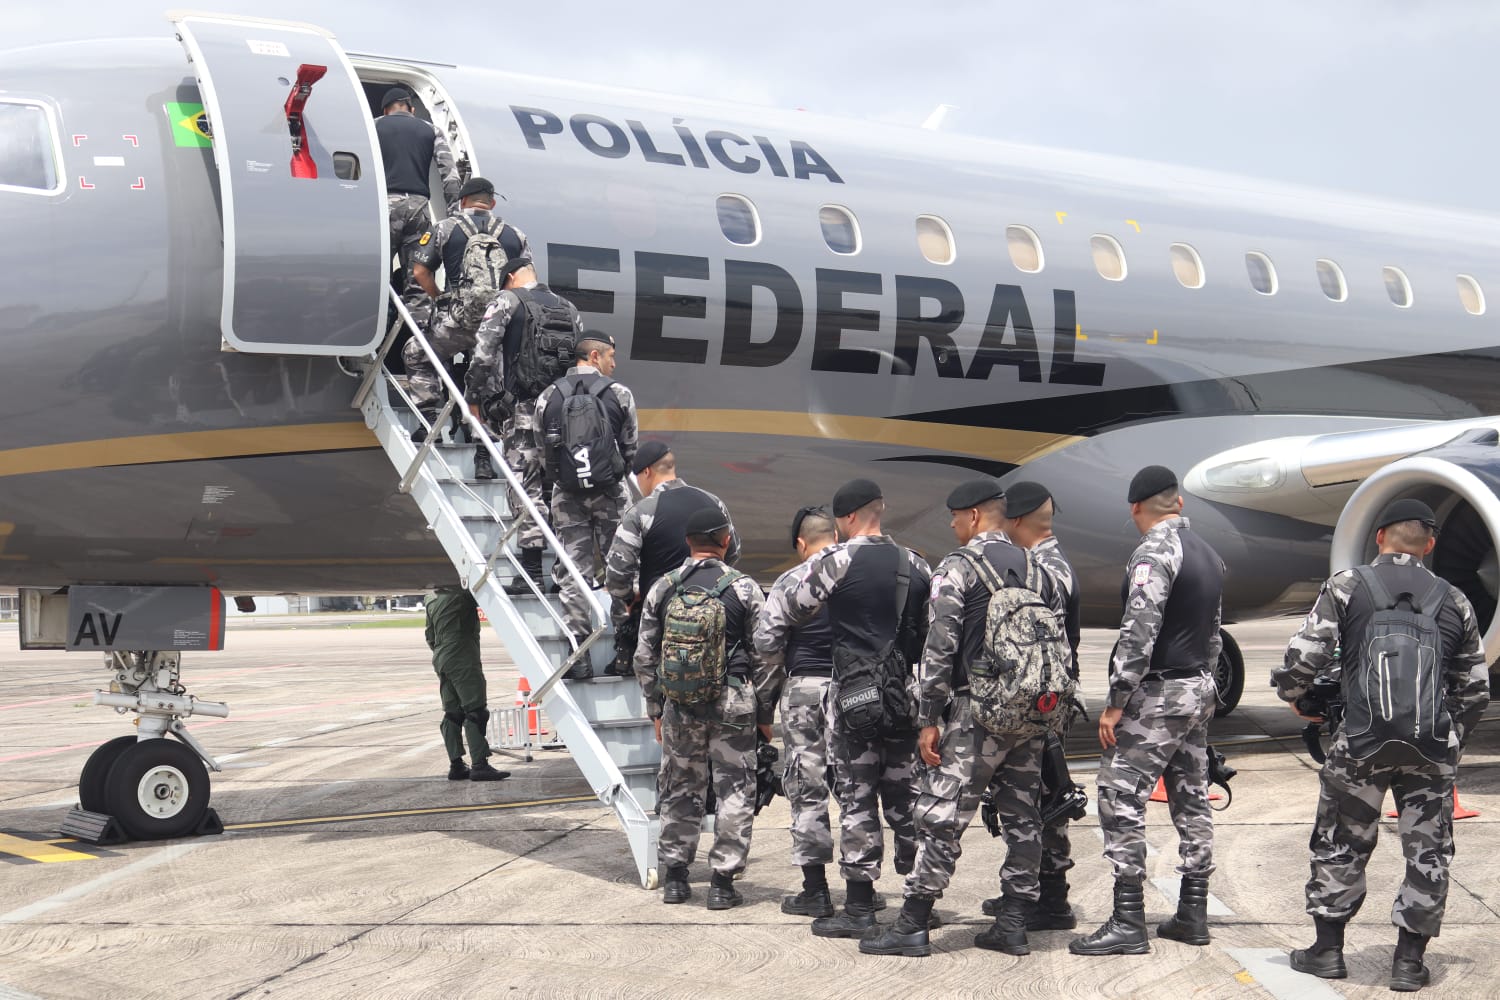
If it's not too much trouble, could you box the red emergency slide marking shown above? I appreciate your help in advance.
[122,134,139,146]
[131,177,145,190]
[284,63,327,180]
[77,176,94,190]
[71,134,86,146]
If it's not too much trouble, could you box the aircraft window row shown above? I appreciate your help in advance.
[916,215,956,265]
[0,101,62,195]
[820,205,861,255]
[1316,259,1348,302]
[715,194,760,247]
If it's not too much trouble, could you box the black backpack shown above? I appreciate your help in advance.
[1343,566,1453,764]
[509,288,577,400]
[832,561,913,739]
[550,376,624,494]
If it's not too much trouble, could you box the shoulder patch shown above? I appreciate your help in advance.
[1131,562,1153,587]
[418,232,431,246]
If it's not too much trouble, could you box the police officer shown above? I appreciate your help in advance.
[402,178,529,452]
[762,505,839,917]
[1273,499,1488,992]
[1071,465,1224,956]
[375,88,460,296]
[634,507,775,909]
[754,478,931,939]
[536,332,638,671]
[605,442,740,677]
[862,479,1058,958]
[466,259,583,587]
[421,585,510,782]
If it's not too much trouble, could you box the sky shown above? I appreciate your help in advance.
[11,1,1500,212]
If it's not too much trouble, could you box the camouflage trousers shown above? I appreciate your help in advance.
[500,399,546,550]
[401,302,476,420]
[1306,732,1456,936]
[551,483,628,638]
[1097,674,1216,882]
[827,691,919,883]
[779,674,834,867]
[987,733,1076,876]
[907,696,1046,900]
[657,680,758,875]
[387,192,430,295]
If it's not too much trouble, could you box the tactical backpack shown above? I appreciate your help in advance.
[551,376,624,494]
[832,561,913,739]
[509,288,577,400]
[450,216,508,331]
[1343,566,1453,764]
[659,566,743,706]
[958,548,1075,738]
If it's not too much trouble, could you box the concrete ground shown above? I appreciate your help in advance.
[0,617,1496,999]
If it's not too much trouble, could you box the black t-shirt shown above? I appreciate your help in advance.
[376,112,437,197]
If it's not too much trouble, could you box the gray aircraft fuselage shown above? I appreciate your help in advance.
[3,33,1500,630]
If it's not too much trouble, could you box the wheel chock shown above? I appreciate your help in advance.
[59,807,129,846]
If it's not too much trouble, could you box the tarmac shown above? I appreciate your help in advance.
[0,616,1496,999]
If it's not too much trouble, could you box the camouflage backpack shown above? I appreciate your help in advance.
[450,216,507,331]
[957,548,1075,738]
[658,566,743,706]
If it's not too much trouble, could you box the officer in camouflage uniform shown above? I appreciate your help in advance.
[1072,466,1225,957]
[754,478,931,940]
[375,88,460,300]
[536,332,638,670]
[862,479,1059,958]
[762,505,839,917]
[422,586,509,782]
[605,442,740,676]
[634,507,776,909]
[1272,499,1488,992]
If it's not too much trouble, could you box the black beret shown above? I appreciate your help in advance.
[497,256,533,280]
[790,505,831,550]
[631,440,670,475]
[381,87,412,109]
[685,507,730,537]
[1127,465,1178,504]
[575,328,615,350]
[1004,481,1053,518]
[457,176,495,200]
[1376,498,1438,532]
[945,478,1006,511]
[832,478,882,518]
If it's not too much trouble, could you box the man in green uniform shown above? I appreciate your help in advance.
[424,586,511,782]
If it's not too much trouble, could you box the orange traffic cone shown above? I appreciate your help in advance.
[1148,777,1222,802]
[515,676,541,737]
[1386,785,1480,821]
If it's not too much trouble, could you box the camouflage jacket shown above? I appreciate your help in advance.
[465,280,578,407]
[633,556,774,724]
[533,365,640,478]
[1031,535,1081,662]
[1109,515,1224,710]
[605,478,740,605]
[915,531,1060,729]
[1272,552,1489,742]
[752,533,932,668]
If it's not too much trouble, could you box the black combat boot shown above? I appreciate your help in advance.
[504,549,544,597]
[1390,927,1431,992]
[782,865,835,917]
[1289,916,1348,979]
[860,896,933,957]
[1069,878,1150,955]
[604,632,635,677]
[1157,873,1211,945]
[446,758,470,781]
[706,871,744,911]
[469,759,510,782]
[812,880,878,938]
[975,894,1033,955]
[662,864,691,904]
[987,872,1077,929]
[411,417,438,445]
[473,446,497,481]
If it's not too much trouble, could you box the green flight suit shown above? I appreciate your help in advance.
[425,586,492,762]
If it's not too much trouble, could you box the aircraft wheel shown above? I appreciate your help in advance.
[645,868,658,890]
[78,736,138,813]
[1213,630,1245,718]
[105,738,210,840]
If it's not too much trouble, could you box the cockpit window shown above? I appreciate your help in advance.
[0,102,61,194]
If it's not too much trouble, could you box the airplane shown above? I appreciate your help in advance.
[4,13,1498,852]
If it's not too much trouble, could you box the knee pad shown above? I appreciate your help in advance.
[442,710,465,726]
[464,706,490,727]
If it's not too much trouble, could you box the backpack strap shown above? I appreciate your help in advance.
[587,377,613,400]
[1352,564,1395,611]
[709,569,743,599]
[455,214,478,238]
[894,557,911,619]
[954,547,1005,595]
[1413,575,1451,618]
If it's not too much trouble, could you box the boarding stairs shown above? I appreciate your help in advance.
[352,299,662,888]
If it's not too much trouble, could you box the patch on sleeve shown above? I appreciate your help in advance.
[1131,562,1153,587]
[418,232,431,245]
[928,571,945,602]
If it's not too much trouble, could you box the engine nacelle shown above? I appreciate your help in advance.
[1331,429,1500,667]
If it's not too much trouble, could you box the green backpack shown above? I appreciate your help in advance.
[658,566,742,705]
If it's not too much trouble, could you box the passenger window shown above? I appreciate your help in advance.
[332,151,361,181]
[1383,266,1412,308]
[1315,259,1347,302]
[1245,252,1277,295]
[916,215,955,265]
[819,205,861,255]
[1169,243,1204,289]
[716,194,760,247]
[1457,274,1486,316]
[1006,225,1044,273]
[1090,234,1127,281]
[0,101,61,194]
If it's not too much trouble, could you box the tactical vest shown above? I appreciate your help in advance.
[376,112,437,197]
[828,541,909,660]
[786,605,834,678]
[1117,525,1224,675]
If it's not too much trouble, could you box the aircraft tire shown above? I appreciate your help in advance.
[1212,630,1245,718]
[105,738,210,840]
[78,735,139,813]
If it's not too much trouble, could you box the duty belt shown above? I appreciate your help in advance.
[1153,667,1210,680]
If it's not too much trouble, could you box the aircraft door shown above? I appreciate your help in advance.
[169,14,388,355]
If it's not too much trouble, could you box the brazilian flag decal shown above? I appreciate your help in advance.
[167,102,213,148]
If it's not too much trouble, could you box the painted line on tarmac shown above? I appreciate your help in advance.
[0,982,44,1000]
[220,794,599,832]
[0,843,200,924]
[1224,948,1343,1000]
[1151,875,1234,916]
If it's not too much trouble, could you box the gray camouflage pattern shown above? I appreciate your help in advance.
[387,192,430,297]
[656,679,760,876]
[464,278,572,413]
[780,673,835,867]
[550,482,629,639]
[499,399,546,549]
[1030,534,1080,874]
[605,478,740,627]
